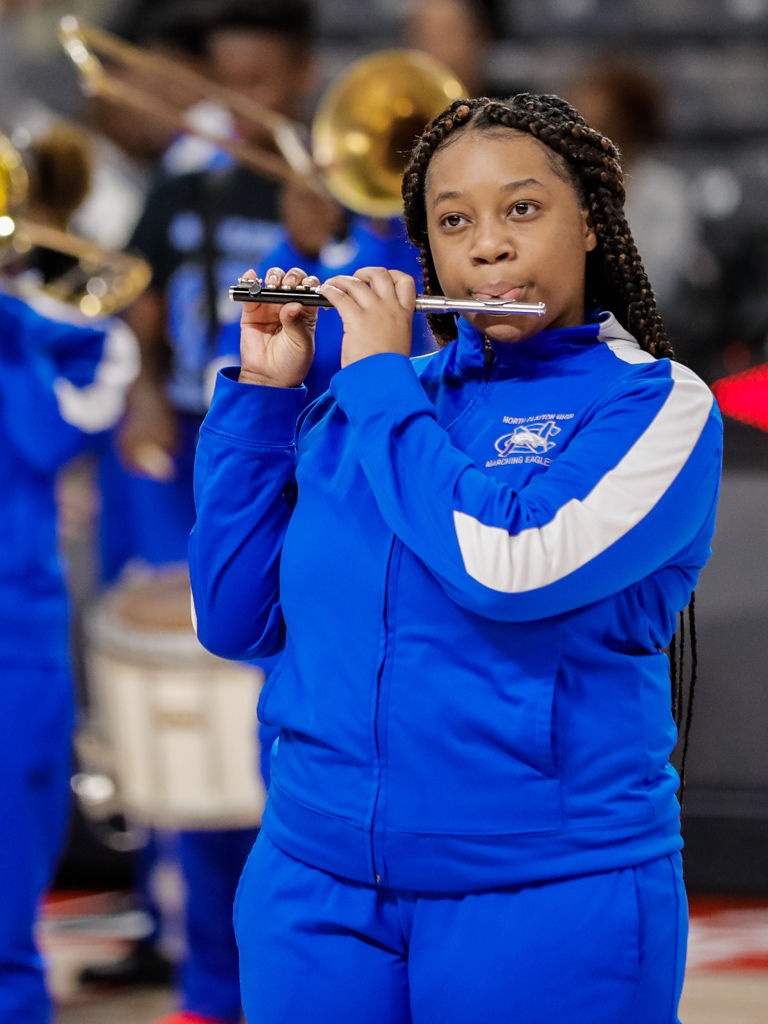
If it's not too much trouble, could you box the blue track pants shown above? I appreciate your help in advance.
[235,833,688,1024]
[0,663,74,1024]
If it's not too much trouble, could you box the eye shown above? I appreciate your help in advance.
[440,212,468,229]
[510,201,537,217]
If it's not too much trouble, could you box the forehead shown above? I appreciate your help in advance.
[425,129,574,198]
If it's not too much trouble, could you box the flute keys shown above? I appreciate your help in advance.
[262,282,315,291]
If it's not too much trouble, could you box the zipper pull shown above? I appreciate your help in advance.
[483,335,495,369]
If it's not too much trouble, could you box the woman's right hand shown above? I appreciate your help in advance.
[238,266,318,388]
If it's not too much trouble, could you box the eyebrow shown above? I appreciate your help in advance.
[430,178,545,207]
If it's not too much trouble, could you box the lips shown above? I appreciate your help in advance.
[471,285,524,301]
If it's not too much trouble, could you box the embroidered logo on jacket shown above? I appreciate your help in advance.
[496,420,561,455]
[486,414,573,468]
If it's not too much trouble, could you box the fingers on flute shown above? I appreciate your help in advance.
[274,267,320,325]
[317,276,358,315]
[240,266,269,317]
[350,267,400,301]
[248,266,319,320]
[321,268,414,311]
[284,266,313,288]
[319,273,375,306]
[263,266,318,288]
[390,270,417,309]
[368,268,415,308]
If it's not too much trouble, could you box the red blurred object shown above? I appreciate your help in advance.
[711,362,768,432]
[153,1013,230,1024]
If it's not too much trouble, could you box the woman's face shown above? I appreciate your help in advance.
[425,129,597,343]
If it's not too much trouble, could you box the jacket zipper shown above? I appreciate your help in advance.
[484,335,495,374]
[370,351,489,885]
[369,534,397,885]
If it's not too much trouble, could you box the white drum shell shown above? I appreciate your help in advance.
[85,591,268,830]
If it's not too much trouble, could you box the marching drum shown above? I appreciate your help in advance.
[83,564,268,830]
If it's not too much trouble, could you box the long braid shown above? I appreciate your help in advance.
[402,94,673,357]
[669,594,698,807]
[670,632,680,722]
[678,596,698,806]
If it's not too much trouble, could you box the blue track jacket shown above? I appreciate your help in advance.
[190,313,722,893]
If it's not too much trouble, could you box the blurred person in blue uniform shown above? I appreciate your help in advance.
[0,283,137,1024]
[102,0,320,572]
[2,112,177,990]
[70,0,237,253]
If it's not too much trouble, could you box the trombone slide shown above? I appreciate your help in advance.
[229,278,546,317]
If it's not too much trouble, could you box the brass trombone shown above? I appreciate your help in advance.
[0,131,151,318]
[59,16,321,194]
[58,17,467,217]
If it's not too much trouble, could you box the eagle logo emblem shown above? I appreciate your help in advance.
[495,420,561,456]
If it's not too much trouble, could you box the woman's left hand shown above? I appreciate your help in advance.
[319,267,416,368]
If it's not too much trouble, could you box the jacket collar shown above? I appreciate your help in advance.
[451,312,642,378]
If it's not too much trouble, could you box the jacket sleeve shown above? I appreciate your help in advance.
[1,294,138,471]
[189,369,307,659]
[330,352,723,621]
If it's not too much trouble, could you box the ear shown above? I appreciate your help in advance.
[583,209,597,252]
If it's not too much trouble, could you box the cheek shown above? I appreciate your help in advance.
[539,225,589,285]
[425,225,451,281]
[430,247,461,293]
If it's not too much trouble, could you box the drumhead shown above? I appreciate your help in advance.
[85,563,217,666]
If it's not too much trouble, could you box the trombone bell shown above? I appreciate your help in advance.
[312,49,466,218]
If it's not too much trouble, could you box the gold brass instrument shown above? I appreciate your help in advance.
[231,277,547,318]
[311,49,464,218]
[59,17,466,217]
[1,131,151,318]
[0,133,26,240]
[59,16,320,194]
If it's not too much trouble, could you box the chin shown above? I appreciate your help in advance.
[475,315,541,344]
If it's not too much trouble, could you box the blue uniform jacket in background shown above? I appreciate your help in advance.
[190,312,722,893]
[214,215,436,405]
[0,290,137,663]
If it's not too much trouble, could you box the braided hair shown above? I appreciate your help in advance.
[402,93,673,358]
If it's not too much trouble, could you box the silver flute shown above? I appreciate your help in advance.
[229,277,546,317]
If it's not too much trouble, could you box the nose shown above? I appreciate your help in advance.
[469,216,516,265]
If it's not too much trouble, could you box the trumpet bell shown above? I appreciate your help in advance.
[312,49,465,218]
